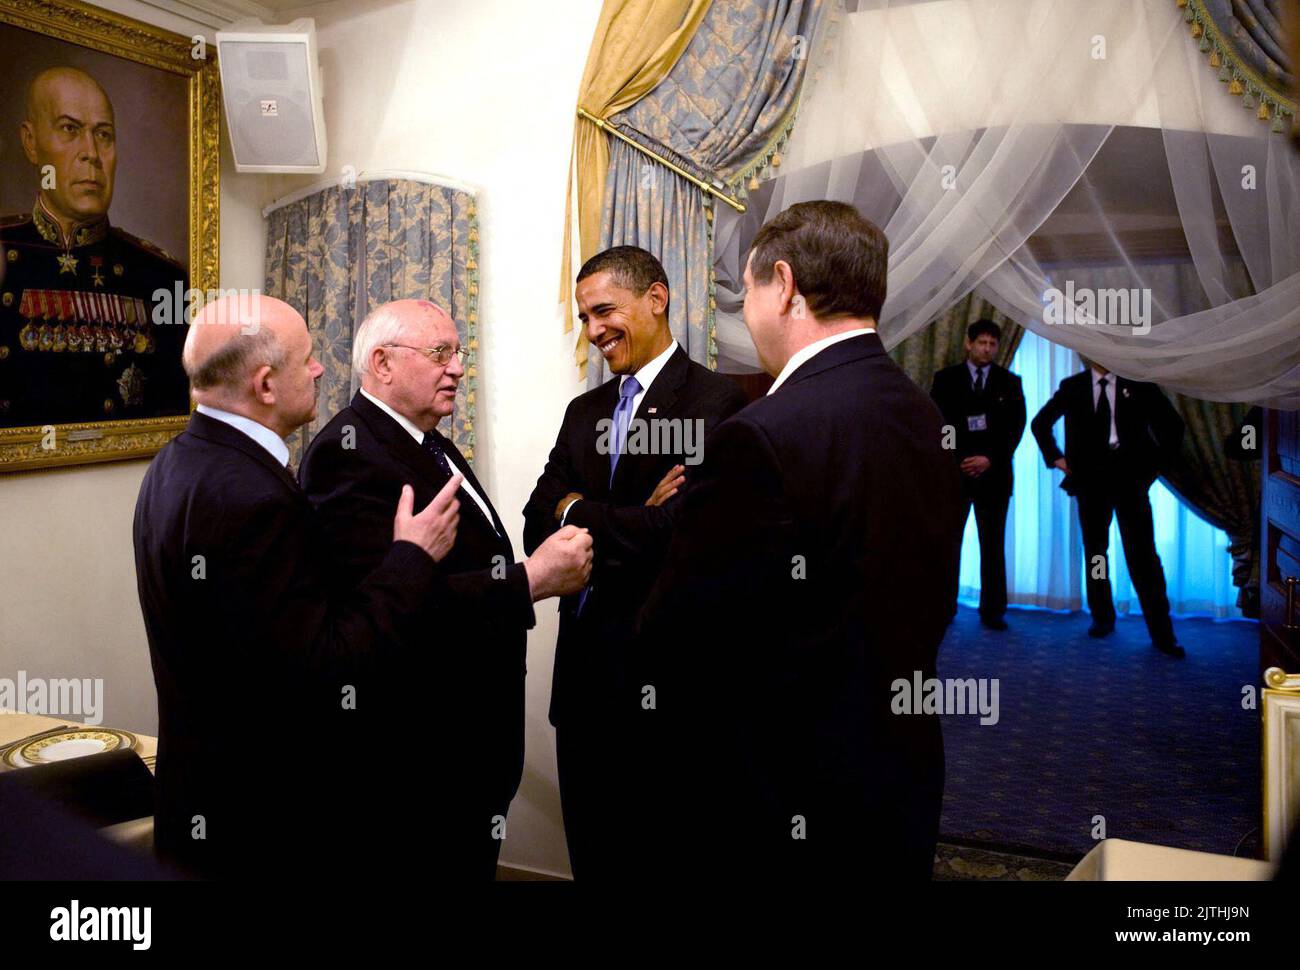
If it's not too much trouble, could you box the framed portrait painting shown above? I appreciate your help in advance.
[0,0,220,472]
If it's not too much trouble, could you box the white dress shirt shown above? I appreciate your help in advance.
[1090,367,1119,448]
[560,339,680,524]
[767,328,876,396]
[195,404,290,467]
[360,388,498,531]
[620,338,679,421]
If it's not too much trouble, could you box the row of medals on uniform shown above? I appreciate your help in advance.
[17,283,156,359]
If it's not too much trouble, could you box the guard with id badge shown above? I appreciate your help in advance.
[929,319,1026,629]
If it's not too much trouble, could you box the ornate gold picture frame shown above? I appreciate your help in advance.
[0,0,219,472]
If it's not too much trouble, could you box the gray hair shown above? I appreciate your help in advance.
[352,302,411,381]
[184,328,287,391]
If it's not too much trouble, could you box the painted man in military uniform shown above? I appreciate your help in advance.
[0,66,189,428]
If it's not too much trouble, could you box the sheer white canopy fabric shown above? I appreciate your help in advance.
[714,0,1300,406]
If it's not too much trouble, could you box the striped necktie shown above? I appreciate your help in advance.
[609,375,642,485]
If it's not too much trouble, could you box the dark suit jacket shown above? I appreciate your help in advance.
[930,361,1026,495]
[1030,370,1184,493]
[298,391,535,867]
[636,332,963,880]
[133,411,445,879]
[522,345,747,727]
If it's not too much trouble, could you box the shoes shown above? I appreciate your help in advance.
[980,615,1008,631]
[1087,621,1115,638]
[1153,640,1186,658]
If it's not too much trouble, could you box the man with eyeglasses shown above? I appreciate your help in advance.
[299,298,592,879]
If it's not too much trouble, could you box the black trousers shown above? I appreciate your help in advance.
[556,719,631,881]
[1076,475,1175,645]
[956,478,1011,621]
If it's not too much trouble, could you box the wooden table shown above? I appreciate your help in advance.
[1067,838,1275,880]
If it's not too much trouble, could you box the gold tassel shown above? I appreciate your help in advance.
[748,175,761,191]
[1176,0,1188,6]
[1209,50,1220,68]
[771,153,782,168]
[1258,101,1271,120]
[1191,22,1203,39]
[1228,78,1243,96]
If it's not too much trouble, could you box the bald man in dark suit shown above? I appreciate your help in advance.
[133,295,461,879]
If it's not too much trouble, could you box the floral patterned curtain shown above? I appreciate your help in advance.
[264,178,480,463]
[1181,0,1295,132]
[587,0,837,386]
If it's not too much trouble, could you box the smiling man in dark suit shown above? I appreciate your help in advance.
[298,298,592,879]
[636,202,962,882]
[1031,360,1185,656]
[930,319,1026,629]
[522,245,746,880]
[133,295,462,879]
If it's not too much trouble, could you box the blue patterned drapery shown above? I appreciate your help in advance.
[587,0,836,386]
[1183,0,1295,132]
[264,178,480,463]
[598,138,715,380]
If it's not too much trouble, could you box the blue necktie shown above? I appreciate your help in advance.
[577,375,642,616]
[609,375,642,485]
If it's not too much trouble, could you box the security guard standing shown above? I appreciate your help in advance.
[0,66,188,429]
[930,319,1026,629]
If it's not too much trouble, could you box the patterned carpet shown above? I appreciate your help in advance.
[937,606,1261,861]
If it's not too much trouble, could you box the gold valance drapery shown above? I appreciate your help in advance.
[561,0,713,371]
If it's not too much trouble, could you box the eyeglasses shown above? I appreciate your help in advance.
[383,343,469,366]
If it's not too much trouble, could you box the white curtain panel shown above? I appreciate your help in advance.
[959,326,1240,617]
[715,0,1300,406]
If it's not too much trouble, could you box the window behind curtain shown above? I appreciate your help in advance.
[956,328,1241,619]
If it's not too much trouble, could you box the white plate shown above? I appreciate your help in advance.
[2,727,137,769]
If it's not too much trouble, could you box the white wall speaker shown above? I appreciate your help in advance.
[216,18,327,174]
